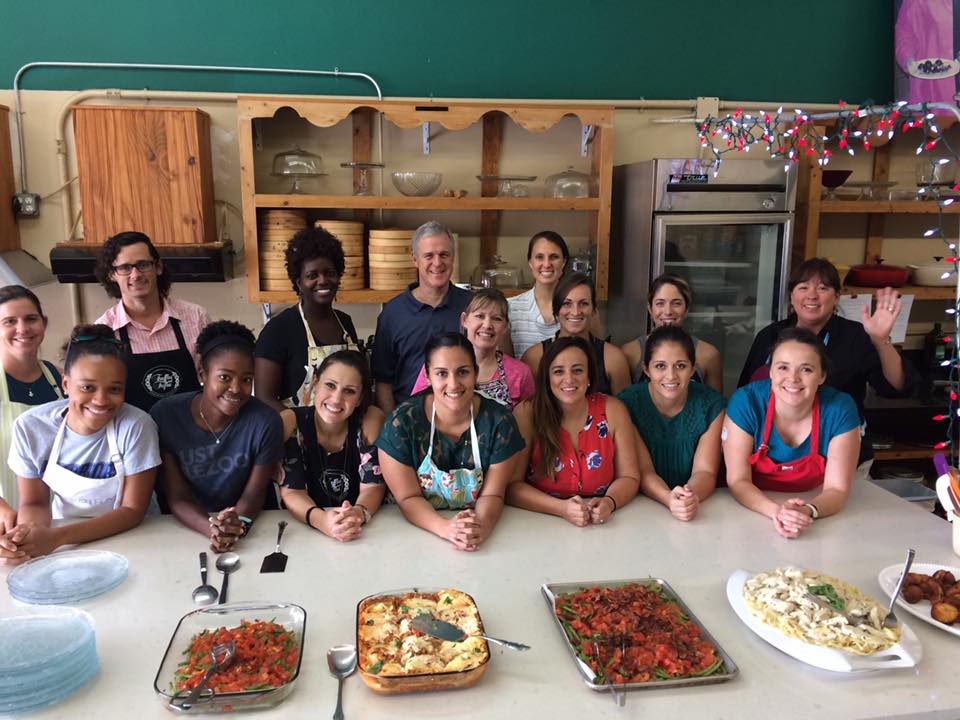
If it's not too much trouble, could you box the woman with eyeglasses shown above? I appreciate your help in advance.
[279,350,386,542]
[94,231,209,412]
[150,321,283,552]
[0,324,161,563]
[0,285,64,510]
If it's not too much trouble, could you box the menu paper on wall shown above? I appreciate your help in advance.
[839,293,914,344]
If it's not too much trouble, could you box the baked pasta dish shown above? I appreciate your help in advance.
[358,589,489,676]
[743,567,901,655]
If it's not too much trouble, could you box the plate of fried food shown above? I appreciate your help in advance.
[877,562,960,638]
[727,568,922,672]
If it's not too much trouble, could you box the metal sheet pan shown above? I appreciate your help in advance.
[541,577,739,693]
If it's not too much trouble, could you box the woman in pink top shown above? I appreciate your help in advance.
[410,288,534,411]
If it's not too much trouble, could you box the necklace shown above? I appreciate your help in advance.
[198,399,234,445]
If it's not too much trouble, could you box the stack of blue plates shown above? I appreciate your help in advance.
[7,549,128,604]
[0,607,99,714]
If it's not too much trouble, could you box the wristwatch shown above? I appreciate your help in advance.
[803,502,820,519]
[357,503,372,525]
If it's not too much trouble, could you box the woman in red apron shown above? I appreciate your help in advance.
[723,328,861,538]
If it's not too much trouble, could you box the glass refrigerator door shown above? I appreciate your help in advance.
[652,213,792,396]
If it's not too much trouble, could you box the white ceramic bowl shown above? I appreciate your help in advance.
[909,263,955,286]
[391,171,442,197]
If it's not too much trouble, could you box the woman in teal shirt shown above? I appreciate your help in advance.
[618,326,724,521]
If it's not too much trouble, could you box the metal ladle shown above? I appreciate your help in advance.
[215,552,240,604]
[191,552,218,606]
[327,644,357,720]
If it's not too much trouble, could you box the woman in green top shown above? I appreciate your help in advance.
[617,326,724,521]
[377,332,525,551]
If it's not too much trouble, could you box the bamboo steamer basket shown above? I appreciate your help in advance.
[368,229,414,290]
[261,277,292,292]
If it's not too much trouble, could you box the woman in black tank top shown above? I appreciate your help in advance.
[521,273,630,396]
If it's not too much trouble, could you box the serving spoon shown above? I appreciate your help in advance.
[327,644,357,720]
[192,552,218,606]
[215,552,240,604]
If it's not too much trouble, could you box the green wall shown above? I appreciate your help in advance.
[1,0,894,103]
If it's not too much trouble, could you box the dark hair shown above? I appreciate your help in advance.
[533,336,598,480]
[312,349,372,418]
[463,287,509,320]
[788,257,842,295]
[94,231,170,300]
[552,272,596,320]
[285,226,346,294]
[647,274,692,308]
[526,230,570,263]
[0,285,44,316]
[643,325,696,367]
[63,323,127,374]
[771,327,831,375]
[423,332,478,374]
[196,320,256,369]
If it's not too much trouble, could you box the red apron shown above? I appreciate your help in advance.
[749,391,825,492]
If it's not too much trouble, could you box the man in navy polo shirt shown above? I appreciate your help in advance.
[372,221,471,412]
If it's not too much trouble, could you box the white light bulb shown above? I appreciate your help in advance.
[938,158,952,165]
[924,228,938,237]
[942,359,953,367]
[942,271,952,279]
[853,130,863,137]
[947,308,957,315]
[941,198,956,207]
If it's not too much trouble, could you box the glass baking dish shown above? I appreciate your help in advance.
[355,587,490,694]
[153,601,306,713]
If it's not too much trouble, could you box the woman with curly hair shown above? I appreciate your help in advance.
[151,321,283,552]
[255,226,360,411]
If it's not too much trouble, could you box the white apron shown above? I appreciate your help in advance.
[0,364,62,509]
[42,414,126,520]
[290,304,357,408]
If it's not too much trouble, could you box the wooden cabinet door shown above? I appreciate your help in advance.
[74,105,216,245]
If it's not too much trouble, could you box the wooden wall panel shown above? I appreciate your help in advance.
[0,106,20,252]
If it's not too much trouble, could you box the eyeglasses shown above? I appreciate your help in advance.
[71,334,124,346]
[112,260,156,276]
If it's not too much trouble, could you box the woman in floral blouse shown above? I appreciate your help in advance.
[507,336,640,526]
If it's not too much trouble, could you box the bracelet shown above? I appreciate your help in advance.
[356,503,372,525]
[603,495,618,512]
[238,515,254,537]
[305,506,320,529]
[803,502,820,520]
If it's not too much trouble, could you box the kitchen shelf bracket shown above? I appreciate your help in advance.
[580,125,596,156]
[422,122,431,154]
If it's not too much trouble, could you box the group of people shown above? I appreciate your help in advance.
[0,220,918,563]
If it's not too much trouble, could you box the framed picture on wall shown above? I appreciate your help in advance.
[894,0,960,108]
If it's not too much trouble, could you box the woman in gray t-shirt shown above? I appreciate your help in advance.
[150,321,283,553]
[0,324,161,563]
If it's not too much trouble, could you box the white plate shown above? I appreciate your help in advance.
[726,569,922,672]
[877,562,960,639]
[908,58,960,79]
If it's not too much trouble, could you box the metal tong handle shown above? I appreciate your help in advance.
[218,567,229,605]
[170,642,235,711]
[480,634,531,652]
[199,552,208,585]
[333,676,345,720]
[274,520,288,552]
[887,548,916,620]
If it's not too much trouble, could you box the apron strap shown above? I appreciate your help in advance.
[49,408,71,460]
[758,390,776,452]
[169,316,189,351]
[427,396,437,456]
[428,396,482,471]
[0,362,64,401]
[809,394,821,458]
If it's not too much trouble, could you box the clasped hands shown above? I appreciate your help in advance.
[562,495,615,527]
[773,498,814,539]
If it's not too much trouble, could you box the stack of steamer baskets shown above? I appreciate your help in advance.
[368,228,416,290]
[314,220,364,290]
[258,209,306,292]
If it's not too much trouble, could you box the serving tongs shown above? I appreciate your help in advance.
[169,640,236,712]
[410,614,530,652]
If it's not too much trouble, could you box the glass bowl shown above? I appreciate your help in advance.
[391,171,442,196]
[544,166,594,198]
[153,601,306,713]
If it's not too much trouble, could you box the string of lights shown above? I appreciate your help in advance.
[696,101,960,462]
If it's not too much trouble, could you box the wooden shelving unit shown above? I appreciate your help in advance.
[842,284,957,300]
[237,98,615,305]
[820,199,960,214]
[873,445,939,461]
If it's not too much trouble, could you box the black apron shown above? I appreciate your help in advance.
[119,317,201,412]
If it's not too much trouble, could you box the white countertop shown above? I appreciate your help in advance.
[2,481,958,720]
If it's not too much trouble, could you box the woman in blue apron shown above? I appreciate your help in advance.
[377,332,525,551]
[0,324,161,563]
[0,285,63,510]
[255,226,359,412]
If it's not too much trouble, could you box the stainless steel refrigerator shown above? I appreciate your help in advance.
[607,158,797,395]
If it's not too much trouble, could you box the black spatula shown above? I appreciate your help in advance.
[259,521,288,573]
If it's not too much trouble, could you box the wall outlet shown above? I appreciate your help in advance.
[13,192,41,217]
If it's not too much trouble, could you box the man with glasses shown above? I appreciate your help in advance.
[94,231,209,412]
